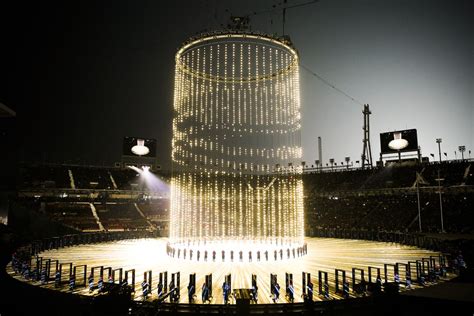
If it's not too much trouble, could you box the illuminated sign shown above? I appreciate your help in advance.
[380,129,418,154]
[123,137,156,157]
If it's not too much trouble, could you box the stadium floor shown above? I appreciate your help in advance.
[8,237,450,304]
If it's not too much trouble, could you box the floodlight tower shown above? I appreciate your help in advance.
[317,136,322,171]
[458,146,466,160]
[436,138,442,163]
[361,104,373,169]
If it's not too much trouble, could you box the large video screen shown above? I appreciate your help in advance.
[380,129,418,154]
[123,137,157,157]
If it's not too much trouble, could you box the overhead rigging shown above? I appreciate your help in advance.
[244,0,319,35]
[300,64,364,106]
[218,0,364,106]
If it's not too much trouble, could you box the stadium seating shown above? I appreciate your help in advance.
[18,165,71,189]
[15,160,473,234]
[70,167,113,189]
[44,203,99,231]
[303,160,471,192]
[305,160,473,234]
[136,201,169,229]
[94,203,149,231]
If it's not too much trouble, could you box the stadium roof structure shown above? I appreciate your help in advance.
[0,102,16,118]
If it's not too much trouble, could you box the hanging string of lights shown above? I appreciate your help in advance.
[171,31,304,248]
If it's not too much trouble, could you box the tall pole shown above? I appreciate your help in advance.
[437,169,444,232]
[459,146,466,160]
[361,104,373,169]
[416,172,422,233]
[318,137,323,171]
[436,138,442,163]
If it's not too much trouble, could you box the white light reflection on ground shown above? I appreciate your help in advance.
[17,237,442,304]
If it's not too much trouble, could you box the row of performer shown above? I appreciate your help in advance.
[166,243,308,261]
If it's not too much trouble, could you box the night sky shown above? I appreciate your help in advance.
[1,0,472,169]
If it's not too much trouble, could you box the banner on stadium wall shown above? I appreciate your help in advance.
[380,129,418,154]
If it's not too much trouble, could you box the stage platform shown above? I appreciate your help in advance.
[8,237,452,304]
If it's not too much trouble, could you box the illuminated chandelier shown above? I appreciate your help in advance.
[169,31,305,261]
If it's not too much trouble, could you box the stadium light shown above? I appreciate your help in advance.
[127,165,142,174]
[127,165,169,193]
[458,146,466,160]
[436,138,442,163]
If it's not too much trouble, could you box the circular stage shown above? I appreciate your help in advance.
[15,237,442,304]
